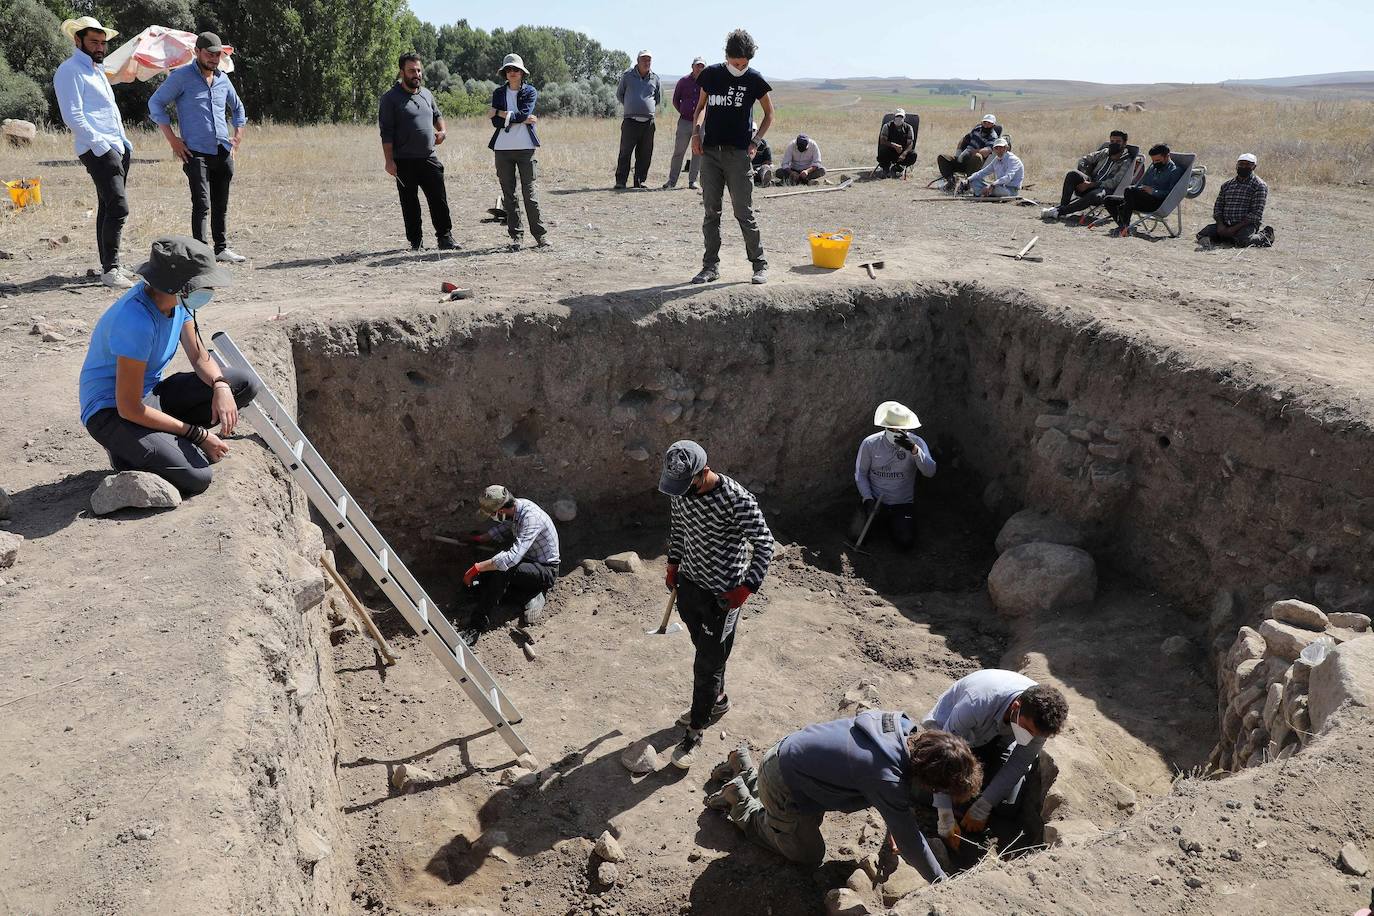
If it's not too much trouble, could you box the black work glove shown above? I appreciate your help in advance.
[862,498,876,514]
[894,432,915,451]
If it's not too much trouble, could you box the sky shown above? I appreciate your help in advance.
[408,0,1373,84]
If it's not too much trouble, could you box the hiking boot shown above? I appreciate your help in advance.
[523,592,546,616]
[1259,225,1275,247]
[705,777,748,811]
[671,730,704,769]
[677,694,731,727]
[751,267,768,285]
[1041,207,1059,220]
[437,234,459,250]
[708,744,755,783]
[614,183,628,191]
[101,268,133,289]
[215,248,247,263]
[534,235,552,249]
[508,238,523,252]
[691,266,719,284]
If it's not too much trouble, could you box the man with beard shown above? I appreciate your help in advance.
[379,53,457,251]
[149,33,249,264]
[54,17,134,289]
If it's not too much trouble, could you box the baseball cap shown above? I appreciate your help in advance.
[638,49,652,59]
[992,136,1009,148]
[691,56,705,67]
[477,484,512,518]
[659,440,707,497]
[195,31,223,52]
[1237,153,1257,164]
[981,114,997,124]
[893,108,906,118]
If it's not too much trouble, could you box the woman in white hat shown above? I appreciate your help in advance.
[852,401,937,550]
[487,53,549,250]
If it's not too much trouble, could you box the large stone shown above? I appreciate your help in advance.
[620,739,659,775]
[90,471,182,516]
[1258,619,1322,662]
[1227,627,1267,668]
[1309,636,1374,733]
[1328,612,1371,633]
[391,763,438,793]
[1035,427,1088,475]
[1262,682,1284,731]
[987,543,1096,616]
[593,830,625,863]
[1339,843,1371,877]
[0,485,11,519]
[838,681,880,717]
[1266,599,1329,632]
[1160,635,1192,658]
[551,498,578,522]
[993,509,1085,554]
[298,826,332,866]
[878,859,924,906]
[0,531,21,569]
[605,551,641,573]
[824,888,871,916]
[596,861,619,886]
[1044,819,1101,848]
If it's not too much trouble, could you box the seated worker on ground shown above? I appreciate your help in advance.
[963,136,1022,197]
[921,670,1069,852]
[704,711,982,884]
[776,133,824,185]
[876,108,917,178]
[1104,143,1178,237]
[1042,129,1135,220]
[459,484,560,644]
[852,400,936,551]
[750,135,774,187]
[1197,153,1273,248]
[936,114,1006,189]
[78,235,259,496]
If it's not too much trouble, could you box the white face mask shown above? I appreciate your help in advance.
[1010,712,1034,746]
[726,63,747,77]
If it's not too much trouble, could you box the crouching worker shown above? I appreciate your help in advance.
[1197,153,1273,249]
[705,712,982,884]
[921,670,1069,851]
[79,235,258,496]
[460,485,560,644]
[852,400,936,550]
[876,109,917,178]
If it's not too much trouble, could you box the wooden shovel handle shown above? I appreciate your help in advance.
[656,588,678,633]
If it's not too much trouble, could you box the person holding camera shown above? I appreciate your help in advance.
[852,401,937,550]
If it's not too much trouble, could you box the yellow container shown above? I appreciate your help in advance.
[6,177,41,208]
[809,228,852,269]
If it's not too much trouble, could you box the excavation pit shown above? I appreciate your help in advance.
[275,283,1371,913]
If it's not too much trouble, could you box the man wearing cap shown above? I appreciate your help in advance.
[936,115,1007,190]
[1197,154,1272,249]
[148,33,249,264]
[876,110,917,178]
[379,53,457,251]
[615,51,661,189]
[776,134,825,186]
[660,440,775,769]
[852,401,937,551]
[964,136,1023,198]
[54,17,134,289]
[664,57,707,190]
[78,236,259,495]
[459,485,560,644]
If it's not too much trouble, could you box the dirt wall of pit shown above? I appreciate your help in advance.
[289,283,1374,621]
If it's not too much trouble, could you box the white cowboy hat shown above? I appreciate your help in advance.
[498,53,528,75]
[873,401,921,429]
[62,16,118,41]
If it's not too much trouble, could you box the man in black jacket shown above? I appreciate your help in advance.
[876,109,917,178]
[936,114,1007,188]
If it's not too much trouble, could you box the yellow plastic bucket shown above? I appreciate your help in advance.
[6,177,41,208]
[809,228,852,269]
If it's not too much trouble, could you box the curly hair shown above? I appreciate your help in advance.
[724,29,758,61]
[908,729,982,803]
[1020,685,1069,735]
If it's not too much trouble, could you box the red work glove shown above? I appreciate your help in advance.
[464,531,489,545]
[665,563,679,591]
[722,585,753,610]
[463,563,482,587]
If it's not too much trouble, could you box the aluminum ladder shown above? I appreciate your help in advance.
[210,331,532,760]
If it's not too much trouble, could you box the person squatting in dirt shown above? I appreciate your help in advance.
[921,669,1070,852]
[851,400,937,550]
[460,484,560,645]
[704,711,982,883]
[659,439,775,770]
[1197,153,1274,249]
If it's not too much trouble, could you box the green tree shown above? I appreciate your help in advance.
[423,59,450,92]
[435,19,491,83]
[0,49,50,121]
[397,10,435,62]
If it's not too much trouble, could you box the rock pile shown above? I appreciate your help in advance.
[1209,599,1371,772]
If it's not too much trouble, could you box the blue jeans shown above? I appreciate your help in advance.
[968,176,1018,197]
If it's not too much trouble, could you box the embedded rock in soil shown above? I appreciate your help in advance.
[605,551,641,573]
[1044,819,1101,848]
[594,830,625,863]
[1339,842,1371,877]
[620,739,659,775]
[391,763,438,793]
[879,859,924,906]
[1309,636,1374,733]
[1328,612,1371,632]
[552,498,578,522]
[1266,599,1329,632]
[987,543,1096,616]
[1160,635,1192,657]
[825,887,872,916]
[0,485,11,519]
[0,531,21,569]
[90,471,182,516]
[596,861,619,886]
[1258,619,1323,662]
[994,508,1085,554]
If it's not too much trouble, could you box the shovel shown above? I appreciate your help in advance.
[845,500,882,554]
[647,588,684,636]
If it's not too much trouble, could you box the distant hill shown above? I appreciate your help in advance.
[1222,72,1374,88]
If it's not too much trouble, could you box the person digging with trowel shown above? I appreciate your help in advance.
[459,485,560,645]
[851,401,936,551]
[659,440,774,769]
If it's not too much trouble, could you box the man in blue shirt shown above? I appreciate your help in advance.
[149,33,248,264]
[1105,143,1181,237]
[53,16,134,289]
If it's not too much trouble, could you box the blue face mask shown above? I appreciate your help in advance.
[181,288,214,311]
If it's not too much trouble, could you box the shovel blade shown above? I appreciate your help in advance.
[646,621,685,636]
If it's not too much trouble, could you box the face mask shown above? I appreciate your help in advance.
[797,140,808,151]
[1153,160,1168,170]
[181,288,214,311]
[883,429,913,449]
[1108,142,1123,155]
[1010,713,1033,746]
[726,63,747,77]
[1236,166,1254,179]
[893,117,904,126]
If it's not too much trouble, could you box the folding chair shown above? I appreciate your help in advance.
[1132,153,1203,238]
[873,111,919,179]
[1079,144,1142,226]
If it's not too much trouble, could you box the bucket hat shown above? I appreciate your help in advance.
[135,236,231,294]
[498,53,528,75]
[873,401,921,429]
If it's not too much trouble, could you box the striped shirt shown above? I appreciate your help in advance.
[485,498,560,571]
[668,475,774,595]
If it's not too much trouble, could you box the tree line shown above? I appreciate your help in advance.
[0,0,633,125]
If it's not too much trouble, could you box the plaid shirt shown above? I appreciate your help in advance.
[1213,173,1268,226]
[668,475,774,595]
[486,498,560,571]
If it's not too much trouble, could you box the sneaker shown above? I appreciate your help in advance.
[751,267,768,285]
[523,592,546,616]
[633,181,648,189]
[691,266,719,284]
[409,241,423,251]
[508,239,523,252]
[101,268,133,289]
[705,778,748,811]
[688,181,698,190]
[1198,236,1214,250]
[1041,207,1059,220]
[215,248,247,263]
[1259,225,1275,247]
[956,180,970,195]
[534,235,552,249]
[614,183,628,191]
[676,694,731,727]
[661,181,676,190]
[437,234,459,250]
[671,730,704,770]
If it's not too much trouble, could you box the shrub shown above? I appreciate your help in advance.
[0,51,48,123]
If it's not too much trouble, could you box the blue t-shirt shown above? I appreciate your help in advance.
[79,285,189,424]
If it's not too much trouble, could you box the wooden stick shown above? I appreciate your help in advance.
[1015,236,1039,260]
[428,533,464,546]
[321,555,397,666]
[763,178,854,199]
[0,675,85,709]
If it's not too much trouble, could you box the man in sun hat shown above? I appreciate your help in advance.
[54,16,134,289]
[615,50,661,189]
[78,236,259,496]
[149,32,250,264]
[660,440,774,770]
[458,485,560,644]
[1197,153,1273,248]
[936,113,1008,190]
[851,401,937,550]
